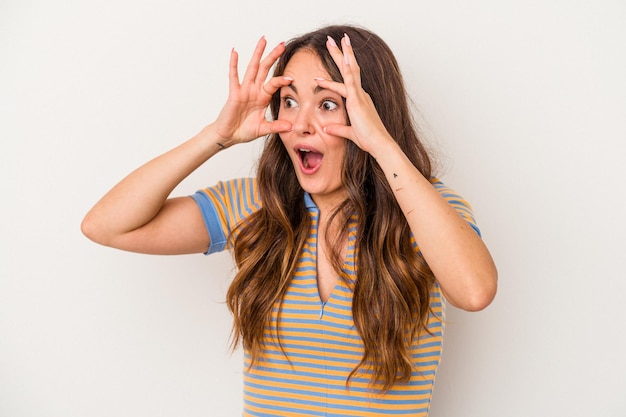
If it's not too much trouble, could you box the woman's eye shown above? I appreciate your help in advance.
[283,97,297,108]
[321,100,339,111]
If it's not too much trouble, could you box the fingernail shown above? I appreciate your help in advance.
[314,77,326,81]
[283,76,294,81]
[327,36,337,47]
[344,33,351,46]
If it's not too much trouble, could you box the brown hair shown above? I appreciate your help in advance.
[226,24,435,393]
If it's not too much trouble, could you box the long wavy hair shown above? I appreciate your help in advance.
[226,24,435,393]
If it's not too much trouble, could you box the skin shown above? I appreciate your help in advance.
[276,50,351,302]
[81,34,497,311]
[278,49,349,214]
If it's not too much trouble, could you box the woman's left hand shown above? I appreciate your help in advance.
[319,34,497,312]
[315,34,395,157]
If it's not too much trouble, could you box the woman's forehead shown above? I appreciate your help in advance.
[283,50,330,78]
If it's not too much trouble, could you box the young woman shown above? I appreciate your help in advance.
[82,24,497,416]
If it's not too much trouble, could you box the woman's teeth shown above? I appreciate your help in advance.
[299,149,311,168]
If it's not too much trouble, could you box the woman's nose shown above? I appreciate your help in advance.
[293,107,315,135]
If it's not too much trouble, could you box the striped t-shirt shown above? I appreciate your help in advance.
[192,177,480,416]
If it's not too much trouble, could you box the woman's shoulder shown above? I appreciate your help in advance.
[430,177,471,206]
[195,177,259,200]
[429,177,480,236]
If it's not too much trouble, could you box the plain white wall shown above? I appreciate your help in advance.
[1,0,625,416]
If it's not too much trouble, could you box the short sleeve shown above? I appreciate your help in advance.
[430,178,481,237]
[190,177,262,255]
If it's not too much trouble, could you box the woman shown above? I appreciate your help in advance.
[82,24,497,416]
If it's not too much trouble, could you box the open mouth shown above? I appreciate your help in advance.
[298,148,323,171]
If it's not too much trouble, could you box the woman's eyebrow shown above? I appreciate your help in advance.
[285,84,298,94]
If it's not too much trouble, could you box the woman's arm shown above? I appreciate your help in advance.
[81,126,224,254]
[372,142,497,311]
[320,34,497,311]
[81,37,293,255]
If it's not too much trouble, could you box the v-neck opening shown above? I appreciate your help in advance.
[304,192,356,309]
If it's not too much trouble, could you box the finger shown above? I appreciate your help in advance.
[339,34,362,93]
[341,34,361,77]
[255,41,285,86]
[324,123,353,142]
[228,48,240,91]
[259,119,293,137]
[325,36,346,74]
[314,77,347,98]
[262,75,293,97]
[241,36,267,85]
[326,34,363,97]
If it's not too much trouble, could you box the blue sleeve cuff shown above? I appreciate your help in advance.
[190,192,228,255]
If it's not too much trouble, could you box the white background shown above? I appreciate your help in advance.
[1,1,625,416]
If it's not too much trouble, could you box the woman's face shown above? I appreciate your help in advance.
[278,49,348,212]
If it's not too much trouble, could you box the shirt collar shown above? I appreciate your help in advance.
[303,192,318,210]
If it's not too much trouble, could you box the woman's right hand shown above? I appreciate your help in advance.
[81,37,292,254]
[212,37,294,148]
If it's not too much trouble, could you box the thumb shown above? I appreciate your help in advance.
[260,120,293,136]
[323,123,352,140]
